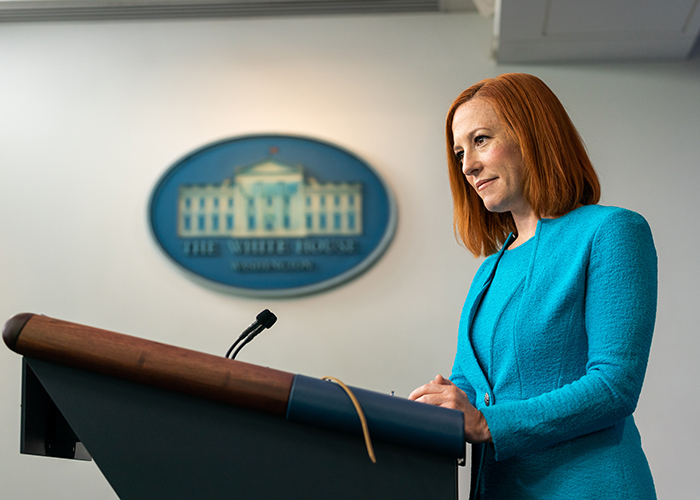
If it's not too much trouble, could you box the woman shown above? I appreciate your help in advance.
[408,73,657,499]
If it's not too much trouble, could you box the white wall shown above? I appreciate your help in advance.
[1,12,698,499]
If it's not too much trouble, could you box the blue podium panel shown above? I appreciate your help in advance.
[25,358,457,500]
[287,374,465,459]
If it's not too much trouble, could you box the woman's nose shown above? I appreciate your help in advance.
[462,154,480,177]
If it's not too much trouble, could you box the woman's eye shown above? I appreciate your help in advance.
[455,150,464,162]
[474,135,487,146]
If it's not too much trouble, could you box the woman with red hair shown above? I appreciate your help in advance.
[409,73,657,499]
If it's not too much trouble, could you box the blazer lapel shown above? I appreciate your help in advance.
[462,233,515,399]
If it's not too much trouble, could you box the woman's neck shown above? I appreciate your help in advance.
[510,207,540,249]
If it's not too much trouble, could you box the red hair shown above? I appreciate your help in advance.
[446,73,601,257]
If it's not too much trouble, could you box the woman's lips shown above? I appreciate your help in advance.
[475,178,496,191]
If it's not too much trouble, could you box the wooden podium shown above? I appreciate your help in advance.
[4,313,463,500]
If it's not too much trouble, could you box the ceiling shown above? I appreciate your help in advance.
[494,0,700,63]
[1,0,698,63]
[0,0,475,21]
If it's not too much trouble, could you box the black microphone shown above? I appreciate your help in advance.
[226,309,277,360]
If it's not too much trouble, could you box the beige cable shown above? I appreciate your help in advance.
[322,376,377,463]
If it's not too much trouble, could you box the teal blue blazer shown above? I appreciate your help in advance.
[451,205,657,499]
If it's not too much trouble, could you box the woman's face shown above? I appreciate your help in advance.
[452,98,530,217]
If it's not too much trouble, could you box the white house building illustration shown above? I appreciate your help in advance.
[178,158,363,238]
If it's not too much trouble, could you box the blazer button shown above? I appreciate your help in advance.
[484,393,490,406]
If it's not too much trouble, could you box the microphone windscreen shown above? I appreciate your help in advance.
[256,309,277,329]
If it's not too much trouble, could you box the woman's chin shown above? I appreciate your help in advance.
[482,202,508,214]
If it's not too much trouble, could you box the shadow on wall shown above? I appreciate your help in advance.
[690,33,700,58]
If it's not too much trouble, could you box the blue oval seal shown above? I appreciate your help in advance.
[149,135,397,297]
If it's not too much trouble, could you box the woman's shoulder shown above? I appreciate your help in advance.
[539,205,655,263]
[544,204,651,233]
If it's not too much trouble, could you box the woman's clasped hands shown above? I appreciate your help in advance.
[409,374,492,444]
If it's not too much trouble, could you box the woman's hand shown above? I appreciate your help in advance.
[408,374,492,444]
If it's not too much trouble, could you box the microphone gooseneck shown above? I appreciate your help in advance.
[226,309,277,360]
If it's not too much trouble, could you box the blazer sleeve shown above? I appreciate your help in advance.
[480,209,658,461]
[450,358,476,406]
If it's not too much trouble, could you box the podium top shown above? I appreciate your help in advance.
[3,313,294,415]
[5,313,465,460]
